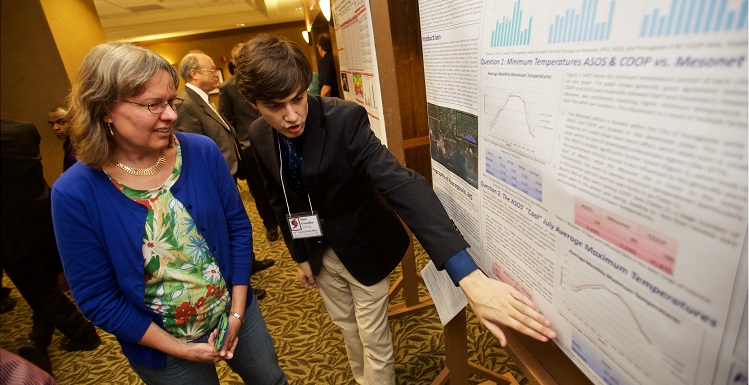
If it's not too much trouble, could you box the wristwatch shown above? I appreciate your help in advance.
[228,311,245,325]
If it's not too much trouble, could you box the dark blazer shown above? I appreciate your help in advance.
[218,76,260,152]
[0,119,61,269]
[249,96,468,286]
[176,86,242,176]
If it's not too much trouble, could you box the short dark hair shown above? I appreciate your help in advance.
[235,34,312,103]
[317,33,332,52]
[49,105,67,113]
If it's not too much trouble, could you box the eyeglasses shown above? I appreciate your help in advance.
[194,68,217,74]
[121,98,183,114]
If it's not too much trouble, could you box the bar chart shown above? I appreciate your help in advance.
[640,0,748,37]
[489,0,534,47]
[548,0,617,43]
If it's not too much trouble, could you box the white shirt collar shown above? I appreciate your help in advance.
[186,83,211,104]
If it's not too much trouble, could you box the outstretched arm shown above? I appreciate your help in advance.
[458,270,556,346]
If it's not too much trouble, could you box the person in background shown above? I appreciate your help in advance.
[51,43,287,385]
[174,51,244,179]
[1,118,101,377]
[235,34,556,385]
[219,42,280,243]
[307,72,320,96]
[175,50,273,300]
[0,348,57,385]
[47,106,77,171]
[316,33,339,98]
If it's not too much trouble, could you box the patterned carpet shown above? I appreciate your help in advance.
[0,181,528,385]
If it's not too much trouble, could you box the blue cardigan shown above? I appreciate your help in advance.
[51,132,253,368]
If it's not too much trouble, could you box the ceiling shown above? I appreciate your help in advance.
[93,0,309,42]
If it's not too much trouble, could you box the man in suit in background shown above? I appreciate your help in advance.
[175,51,245,178]
[1,119,101,376]
[220,43,280,243]
[175,52,273,299]
[235,35,556,384]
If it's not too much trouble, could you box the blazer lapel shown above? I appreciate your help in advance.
[257,124,282,186]
[302,96,325,197]
[186,87,234,133]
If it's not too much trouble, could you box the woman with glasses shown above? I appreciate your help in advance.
[51,43,287,385]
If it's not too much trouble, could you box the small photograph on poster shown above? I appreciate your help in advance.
[341,73,350,92]
[427,102,478,189]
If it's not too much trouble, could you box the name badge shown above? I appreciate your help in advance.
[286,211,324,239]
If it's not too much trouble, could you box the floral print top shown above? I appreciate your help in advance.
[109,142,229,341]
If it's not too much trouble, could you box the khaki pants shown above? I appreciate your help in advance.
[316,247,395,385]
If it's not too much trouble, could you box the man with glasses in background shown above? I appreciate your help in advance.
[175,51,273,299]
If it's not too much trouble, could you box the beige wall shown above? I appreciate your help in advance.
[40,0,105,84]
[1,4,308,184]
[1,0,103,184]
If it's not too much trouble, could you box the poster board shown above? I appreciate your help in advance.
[418,1,748,384]
[332,0,388,144]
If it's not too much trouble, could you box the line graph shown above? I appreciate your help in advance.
[487,93,537,138]
[482,71,561,163]
[570,283,652,344]
[559,250,702,385]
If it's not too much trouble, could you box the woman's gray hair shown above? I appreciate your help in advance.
[67,43,178,169]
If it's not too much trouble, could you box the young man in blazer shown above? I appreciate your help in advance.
[235,34,557,385]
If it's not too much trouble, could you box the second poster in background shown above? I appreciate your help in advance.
[333,0,387,143]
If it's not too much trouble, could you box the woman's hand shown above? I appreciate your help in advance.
[140,322,224,363]
[182,338,225,363]
[297,261,318,289]
[216,316,242,359]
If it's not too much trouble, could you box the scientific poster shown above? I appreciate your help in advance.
[418,1,748,384]
[332,0,387,143]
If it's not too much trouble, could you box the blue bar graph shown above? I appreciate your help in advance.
[641,0,748,37]
[548,0,616,44]
[490,0,534,47]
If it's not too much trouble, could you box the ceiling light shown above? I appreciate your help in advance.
[236,23,245,27]
[320,0,331,21]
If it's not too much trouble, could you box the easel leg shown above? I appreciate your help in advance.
[432,309,515,385]
[388,235,434,318]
